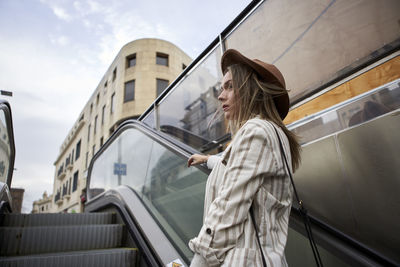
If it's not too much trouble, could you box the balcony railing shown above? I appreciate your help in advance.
[57,166,66,180]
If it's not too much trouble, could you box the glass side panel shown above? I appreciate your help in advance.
[155,46,227,152]
[90,127,208,262]
[0,110,10,184]
[225,0,400,102]
[289,79,400,145]
[143,110,155,129]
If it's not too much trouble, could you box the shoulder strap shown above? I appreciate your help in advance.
[271,125,324,267]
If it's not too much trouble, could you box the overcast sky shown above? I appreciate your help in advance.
[0,0,251,213]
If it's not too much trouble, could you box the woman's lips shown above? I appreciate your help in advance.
[222,105,229,111]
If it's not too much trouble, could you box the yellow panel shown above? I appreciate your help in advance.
[284,56,400,125]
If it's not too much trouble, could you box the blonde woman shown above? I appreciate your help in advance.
[187,49,301,267]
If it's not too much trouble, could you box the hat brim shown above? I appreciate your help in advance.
[221,49,289,120]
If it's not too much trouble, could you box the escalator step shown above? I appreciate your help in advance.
[0,224,123,256]
[0,213,115,227]
[0,248,138,267]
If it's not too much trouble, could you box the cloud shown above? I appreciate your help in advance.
[52,6,72,21]
[50,35,70,46]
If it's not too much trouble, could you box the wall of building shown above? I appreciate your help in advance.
[32,191,52,213]
[50,38,191,213]
[10,188,24,213]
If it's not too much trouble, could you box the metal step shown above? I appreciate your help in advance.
[0,212,115,227]
[0,248,138,267]
[0,224,124,256]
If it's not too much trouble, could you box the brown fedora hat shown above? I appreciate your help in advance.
[221,49,289,120]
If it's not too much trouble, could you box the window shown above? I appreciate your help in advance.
[90,103,93,114]
[85,152,89,169]
[72,171,78,192]
[102,105,106,125]
[104,81,108,88]
[126,53,136,68]
[72,149,74,163]
[111,93,115,114]
[94,115,98,135]
[68,177,72,195]
[87,124,91,141]
[156,52,168,66]
[96,93,100,105]
[124,80,135,102]
[157,79,169,97]
[182,64,187,70]
[100,136,104,147]
[92,145,96,157]
[112,67,117,81]
[76,140,81,160]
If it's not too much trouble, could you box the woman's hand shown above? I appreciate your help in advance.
[187,154,209,167]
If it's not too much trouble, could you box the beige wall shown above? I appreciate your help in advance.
[32,191,52,214]
[50,38,191,213]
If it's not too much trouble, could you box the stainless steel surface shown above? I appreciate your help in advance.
[294,110,400,262]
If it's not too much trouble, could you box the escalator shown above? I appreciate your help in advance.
[84,82,400,267]
[0,87,398,266]
[1,0,399,265]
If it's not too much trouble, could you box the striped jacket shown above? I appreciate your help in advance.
[189,118,293,267]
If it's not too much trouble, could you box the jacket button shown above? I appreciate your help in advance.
[206,228,212,235]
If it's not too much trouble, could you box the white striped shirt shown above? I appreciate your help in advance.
[189,118,293,267]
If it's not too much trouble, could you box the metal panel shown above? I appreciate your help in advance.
[293,136,355,233]
[337,110,400,262]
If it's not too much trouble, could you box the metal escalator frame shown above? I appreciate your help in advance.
[85,186,169,267]
[86,120,210,266]
[86,119,397,266]
[0,100,16,188]
[139,0,400,125]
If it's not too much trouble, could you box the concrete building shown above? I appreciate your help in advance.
[32,191,52,213]
[10,188,24,213]
[51,38,191,213]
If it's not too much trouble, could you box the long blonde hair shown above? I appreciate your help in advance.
[226,63,301,171]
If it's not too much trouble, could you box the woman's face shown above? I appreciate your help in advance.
[218,71,236,120]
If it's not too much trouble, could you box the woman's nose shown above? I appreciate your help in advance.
[218,91,225,101]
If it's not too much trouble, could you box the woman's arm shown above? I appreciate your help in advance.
[189,122,278,266]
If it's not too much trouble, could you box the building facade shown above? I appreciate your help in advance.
[51,38,191,213]
[32,191,52,213]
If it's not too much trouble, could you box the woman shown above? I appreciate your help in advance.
[187,49,301,267]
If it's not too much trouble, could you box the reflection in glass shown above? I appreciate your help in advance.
[289,79,400,145]
[224,0,400,102]
[89,127,208,261]
[145,46,227,152]
[0,110,10,183]
[286,227,350,267]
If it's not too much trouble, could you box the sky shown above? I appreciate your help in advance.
[0,0,251,213]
